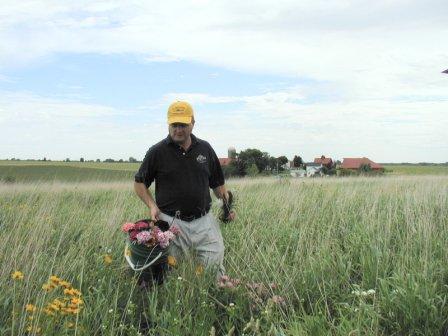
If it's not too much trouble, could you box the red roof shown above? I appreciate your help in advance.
[219,158,233,166]
[341,158,383,169]
[314,157,333,165]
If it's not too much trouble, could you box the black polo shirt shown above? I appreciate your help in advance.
[134,134,225,216]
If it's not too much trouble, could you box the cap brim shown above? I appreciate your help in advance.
[168,116,192,124]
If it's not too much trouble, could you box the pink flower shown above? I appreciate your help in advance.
[219,275,230,282]
[157,232,170,248]
[121,222,135,232]
[217,275,241,289]
[169,226,180,235]
[134,221,150,230]
[155,230,177,248]
[129,231,139,241]
[164,231,175,241]
[136,231,151,244]
[271,295,286,305]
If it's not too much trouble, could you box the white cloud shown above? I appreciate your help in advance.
[0,1,447,161]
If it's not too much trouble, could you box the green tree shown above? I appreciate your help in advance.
[277,156,289,171]
[238,148,270,173]
[222,164,238,178]
[293,155,303,168]
[246,163,259,177]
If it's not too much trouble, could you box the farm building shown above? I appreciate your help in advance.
[314,155,333,168]
[219,147,236,166]
[219,158,233,166]
[305,162,323,177]
[290,168,306,178]
[341,157,383,170]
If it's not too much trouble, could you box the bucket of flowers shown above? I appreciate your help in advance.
[122,219,180,272]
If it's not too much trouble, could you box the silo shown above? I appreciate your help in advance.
[228,147,236,159]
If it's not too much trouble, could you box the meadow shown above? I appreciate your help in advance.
[1,170,447,335]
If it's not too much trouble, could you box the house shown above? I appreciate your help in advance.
[314,155,333,168]
[290,169,306,178]
[341,157,383,170]
[305,162,323,177]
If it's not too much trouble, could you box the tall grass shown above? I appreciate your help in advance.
[0,176,447,335]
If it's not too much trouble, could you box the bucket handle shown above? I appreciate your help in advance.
[124,245,163,272]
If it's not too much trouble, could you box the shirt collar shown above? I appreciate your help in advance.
[165,134,199,147]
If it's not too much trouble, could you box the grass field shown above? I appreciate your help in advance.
[1,161,448,184]
[1,176,447,335]
[383,164,448,175]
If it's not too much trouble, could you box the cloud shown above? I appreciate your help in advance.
[168,89,448,162]
[0,86,446,162]
[0,1,447,161]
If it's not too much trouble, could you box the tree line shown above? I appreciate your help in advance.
[221,148,303,177]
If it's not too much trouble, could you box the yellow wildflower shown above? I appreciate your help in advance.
[71,288,81,296]
[167,255,177,267]
[53,299,64,307]
[26,326,41,333]
[43,308,55,316]
[71,298,83,305]
[42,283,53,291]
[67,322,75,328]
[125,247,131,257]
[64,287,81,297]
[195,265,204,276]
[59,280,71,288]
[103,254,113,265]
[48,303,60,311]
[64,288,74,296]
[49,275,61,284]
[11,271,24,280]
[25,304,37,313]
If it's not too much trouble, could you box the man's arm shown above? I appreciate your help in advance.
[212,184,228,201]
[134,182,160,221]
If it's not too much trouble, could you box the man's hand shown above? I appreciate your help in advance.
[220,190,235,223]
[150,204,161,221]
[226,210,236,222]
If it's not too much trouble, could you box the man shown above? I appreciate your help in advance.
[134,101,234,278]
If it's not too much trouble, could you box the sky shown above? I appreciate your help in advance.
[0,0,447,163]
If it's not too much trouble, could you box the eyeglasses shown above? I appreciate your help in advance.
[170,123,189,129]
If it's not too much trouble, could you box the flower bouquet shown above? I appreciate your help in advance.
[122,219,179,271]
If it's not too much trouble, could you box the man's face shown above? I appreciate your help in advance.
[168,122,194,145]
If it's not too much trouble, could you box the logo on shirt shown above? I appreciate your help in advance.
[196,154,207,164]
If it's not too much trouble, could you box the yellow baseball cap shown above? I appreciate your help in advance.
[167,101,194,124]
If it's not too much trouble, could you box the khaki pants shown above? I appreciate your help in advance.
[160,212,225,278]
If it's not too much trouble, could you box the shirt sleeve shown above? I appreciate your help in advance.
[134,146,157,188]
[208,146,225,189]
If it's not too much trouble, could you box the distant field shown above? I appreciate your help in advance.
[0,160,139,171]
[1,161,447,183]
[383,164,448,175]
[0,162,135,183]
